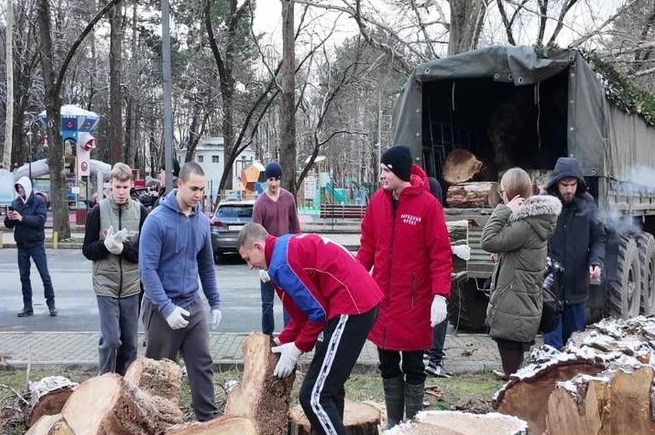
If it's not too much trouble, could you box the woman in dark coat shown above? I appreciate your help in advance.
[481,167,562,378]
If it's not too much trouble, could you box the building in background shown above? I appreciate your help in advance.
[177,137,255,201]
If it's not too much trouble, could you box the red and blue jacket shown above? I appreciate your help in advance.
[265,233,383,352]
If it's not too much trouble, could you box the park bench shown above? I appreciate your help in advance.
[319,204,367,230]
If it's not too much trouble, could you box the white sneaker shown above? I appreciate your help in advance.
[425,361,451,378]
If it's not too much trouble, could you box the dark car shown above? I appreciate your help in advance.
[210,200,255,261]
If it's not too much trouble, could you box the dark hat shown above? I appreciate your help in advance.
[381,146,412,182]
[160,159,180,178]
[264,162,283,179]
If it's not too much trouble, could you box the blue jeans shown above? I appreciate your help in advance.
[542,302,586,349]
[260,280,290,335]
[96,295,139,375]
[427,318,448,364]
[17,244,55,310]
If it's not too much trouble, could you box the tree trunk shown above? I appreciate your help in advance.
[442,149,484,185]
[109,3,123,164]
[26,376,78,428]
[24,413,73,435]
[448,0,487,55]
[288,399,381,435]
[280,0,297,197]
[224,332,295,435]
[446,182,499,208]
[378,410,528,434]
[163,416,258,435]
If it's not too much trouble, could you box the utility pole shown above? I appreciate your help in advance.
[3,0,14,169]
[161,0,174,192]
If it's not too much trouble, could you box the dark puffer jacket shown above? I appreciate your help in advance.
[545,157,606,304]
[4,177,47,249]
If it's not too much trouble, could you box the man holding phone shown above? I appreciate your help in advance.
[4,176,57,317]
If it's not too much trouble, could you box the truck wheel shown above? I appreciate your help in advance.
[447,278,489,331]
[636,232,655,315]
[607,236,641,319]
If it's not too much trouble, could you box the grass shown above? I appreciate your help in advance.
[0,366,504,433]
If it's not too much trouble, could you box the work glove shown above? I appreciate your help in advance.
[271,342,302,378]
[259,269,271,283]
[166,306,190,329]
[210,308,222,330]
[452,244,471,261]
[113,227,129,244]
[103,227,124,255]
[430,295,448,327]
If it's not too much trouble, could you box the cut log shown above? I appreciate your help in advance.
[288,399,381,434]
[25,413,74,435]
[446,182,499,208]
[59,372,175,435]
[27,376,78,428]
[224,332,295,435]
[384,410,528,434]
[442,149,484,185]
[163,416,258,435]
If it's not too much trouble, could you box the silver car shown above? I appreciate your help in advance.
[209,200,255,261]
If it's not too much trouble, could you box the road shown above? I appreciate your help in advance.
[0,249,284,333]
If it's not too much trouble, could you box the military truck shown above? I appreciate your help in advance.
[392,45,655,330]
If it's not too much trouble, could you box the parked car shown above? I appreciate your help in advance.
[209,200,255,261]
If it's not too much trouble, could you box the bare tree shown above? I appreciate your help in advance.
[108,2,122,163]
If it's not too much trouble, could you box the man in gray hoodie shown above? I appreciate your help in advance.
[4,176,56,317]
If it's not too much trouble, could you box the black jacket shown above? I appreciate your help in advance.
[4,177,47,249]
[546,158,606,304]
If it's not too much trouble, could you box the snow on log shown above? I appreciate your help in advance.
[224,332,295,435]
[446,182,500,208]
[289,399,381,434]
[383,410,528,434]
[26,376,78,428]
[495,316,655,435]
[162,416,258,435]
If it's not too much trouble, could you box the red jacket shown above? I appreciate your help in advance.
[265,233,383,352]
[357,165,452,351]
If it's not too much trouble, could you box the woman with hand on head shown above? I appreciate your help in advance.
[481,167,562,379]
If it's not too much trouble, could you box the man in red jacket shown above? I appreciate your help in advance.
[357,145,452,429]
[237,222,382,435]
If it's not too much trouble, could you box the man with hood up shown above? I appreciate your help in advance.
[544,157,606,349]
[356,145,453,429]
[4,176,57,317]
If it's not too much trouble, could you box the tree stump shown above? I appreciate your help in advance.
[25,413,74,435]
[383,410,528,434]
[224,332,295,435]
[26,376,78,428]
[288,399,381,434]
[442,149,484,185]
[163,416,258,434]
[446,182,499,208]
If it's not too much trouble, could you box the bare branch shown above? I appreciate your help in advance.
[569,0,643,48]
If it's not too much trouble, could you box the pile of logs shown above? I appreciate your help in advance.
[493,316,655,434]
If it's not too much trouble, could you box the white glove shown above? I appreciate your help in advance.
[166,306,190,329]
[259,269,271,283]
[210,309,222,330]
[452,244,471,261]
[103,229,124,255]
[114,227,129,243]
[271,342,302,377]
[430,295,448,327]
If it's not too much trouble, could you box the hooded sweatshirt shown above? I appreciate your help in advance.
[138,189,221,317]
[4,177,47,248]
[545,157,606,304]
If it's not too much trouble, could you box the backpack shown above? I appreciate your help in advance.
[539,259,565,333]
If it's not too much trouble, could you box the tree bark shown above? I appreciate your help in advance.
[26,376,78,428]
[446,182,500,208]
[163,416,258,435]
[288,399,380,434]
[280,0,297,197]
[109,3,123,164]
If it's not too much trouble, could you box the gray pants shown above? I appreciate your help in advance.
[96,294,139,375]
[142,296,218,422]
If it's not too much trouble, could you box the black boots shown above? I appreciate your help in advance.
[405,381,425,420]
[498,345,524,377]
[382,377,404,429]
[17,308,33,317]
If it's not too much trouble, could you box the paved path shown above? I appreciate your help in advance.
[0,330,508,374]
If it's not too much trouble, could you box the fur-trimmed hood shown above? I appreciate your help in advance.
[509,195,562,241]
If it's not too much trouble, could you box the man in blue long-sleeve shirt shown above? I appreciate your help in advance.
[139,161,222,422]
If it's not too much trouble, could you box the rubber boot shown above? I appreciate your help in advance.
[405,381,425,421]
[383,376,405,429]
[499,346,524,377]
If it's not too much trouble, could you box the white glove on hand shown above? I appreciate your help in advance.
[452,244,471,261]
[430,295,448,327]
[166,306,190,329]
[271,342,302,377]
[114,227,129,243]
[259,269,271,283]
[210,309,222,330]
[103,230,124,255]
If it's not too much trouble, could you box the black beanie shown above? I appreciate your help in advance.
[264,162,283,179]
[381,146,412,182]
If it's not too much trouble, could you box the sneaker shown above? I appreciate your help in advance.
[49,308,58,317]
[425,361,451,378]
[492,369,508,381]
[17,309,34,317]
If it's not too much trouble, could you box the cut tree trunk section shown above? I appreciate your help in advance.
[446,182,499,208]
[26,376,78,428]
[288,399,381,434]
[224,332,295,435]
[383,410,528,434]
[163,416,258,435]
[442,149,484,185]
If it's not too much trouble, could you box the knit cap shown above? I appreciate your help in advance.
[264,162,283,179]
[381,146,412,182]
